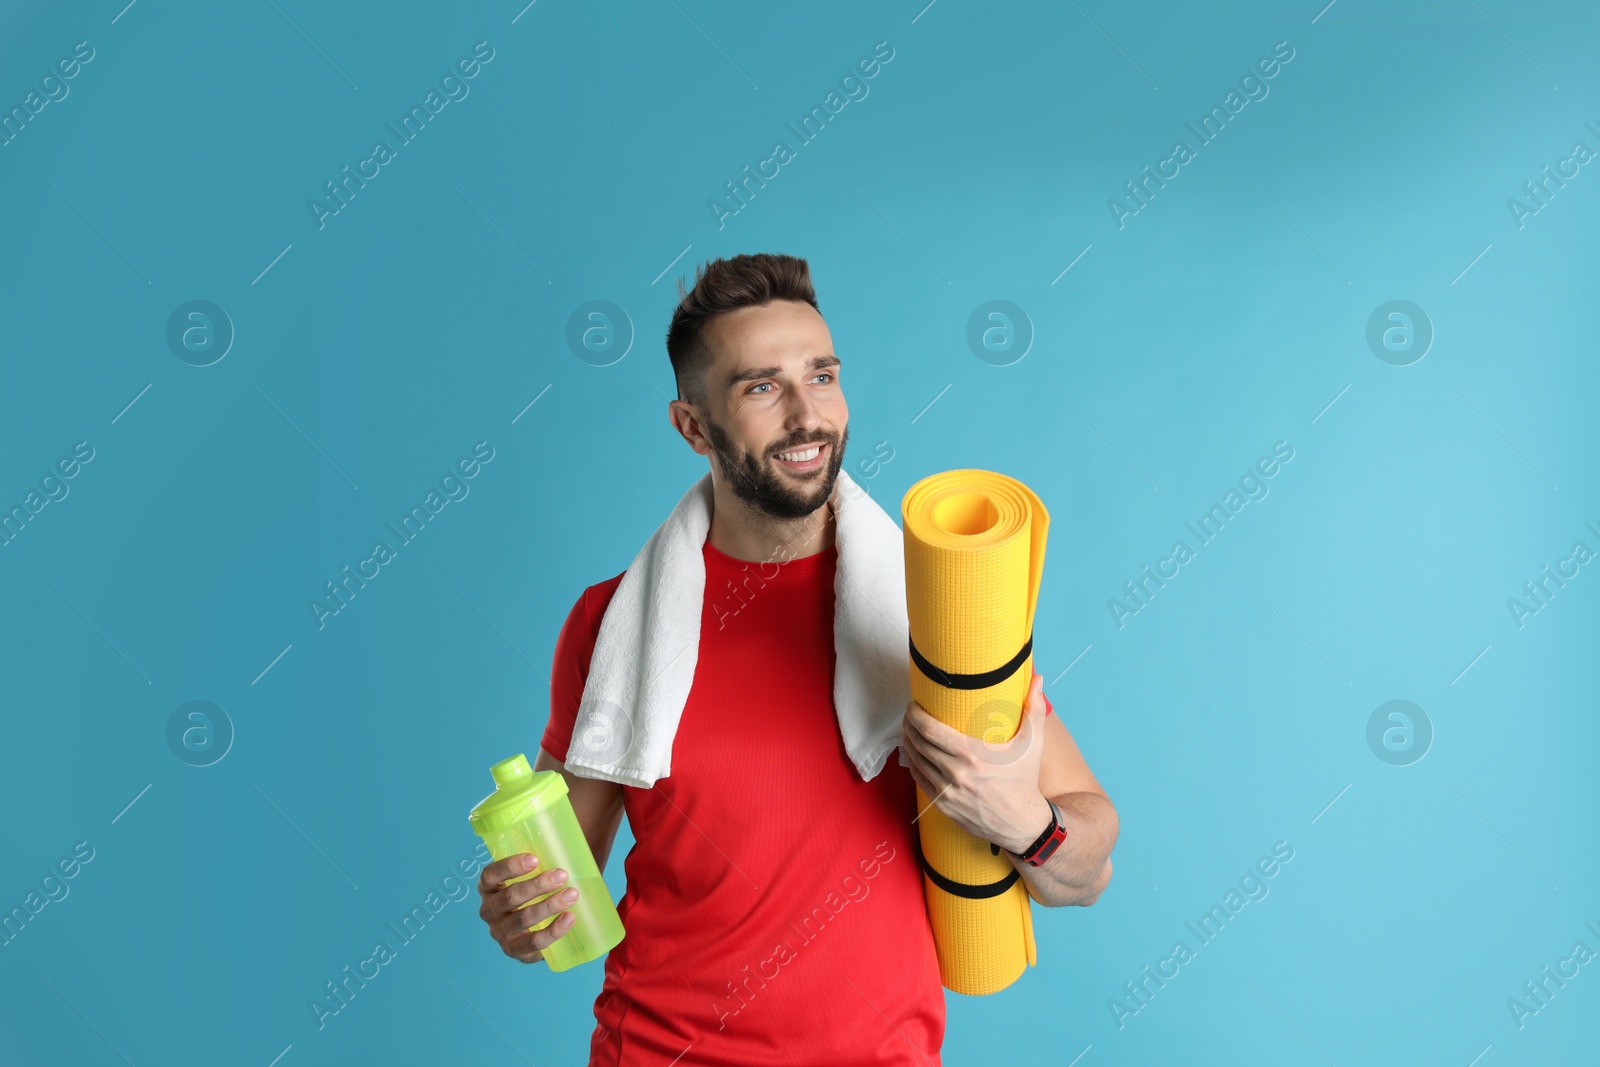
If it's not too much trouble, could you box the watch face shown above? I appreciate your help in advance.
[1026,803,1065,865]
[1027,837,1053,866]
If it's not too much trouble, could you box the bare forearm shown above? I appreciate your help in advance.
[997,790,1118,907]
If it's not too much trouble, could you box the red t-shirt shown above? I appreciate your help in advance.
[541,536,1052,1066]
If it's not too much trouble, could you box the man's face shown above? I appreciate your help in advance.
[691,300,849,520]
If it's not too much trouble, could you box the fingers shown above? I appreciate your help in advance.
[526,903,579,950]
[497,907,576,959]
[905,700,969,760]
[902,743,943,797]
[499,928,545,963]
[489,872,580,939]
[493,886,580,950]
[501,915,574,962]
[1025,673,1045,713]
[476,852,583,961]
[502,866,571,911]
[903,714,958,780]
[902,708,941,760]
[479,853,537,893]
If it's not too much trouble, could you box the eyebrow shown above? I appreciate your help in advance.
[725,354,840,390]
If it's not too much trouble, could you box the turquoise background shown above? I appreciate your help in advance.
[2,0,1596,1064]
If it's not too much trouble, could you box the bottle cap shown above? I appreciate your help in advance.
[468,753,569,834]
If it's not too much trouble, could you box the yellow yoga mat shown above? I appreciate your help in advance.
[901,469,1049,996]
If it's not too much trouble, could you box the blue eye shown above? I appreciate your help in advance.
[749,371,834,394]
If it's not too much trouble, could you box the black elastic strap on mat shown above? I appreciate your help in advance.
[909,632,1033,691]
[912,834,1021,899]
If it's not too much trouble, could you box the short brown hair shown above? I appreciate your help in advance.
[665,253,819,407]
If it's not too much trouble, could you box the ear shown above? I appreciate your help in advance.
[669,400,711,456]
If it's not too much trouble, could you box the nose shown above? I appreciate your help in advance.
[782,385,825,439]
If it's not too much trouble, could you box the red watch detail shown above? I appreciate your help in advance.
[1012,797,1067,867]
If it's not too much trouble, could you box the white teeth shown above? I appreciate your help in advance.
[777,446,821,462]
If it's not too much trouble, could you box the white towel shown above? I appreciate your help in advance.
[563,468,911,789]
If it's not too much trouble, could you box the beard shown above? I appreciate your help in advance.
[703,417,848,520]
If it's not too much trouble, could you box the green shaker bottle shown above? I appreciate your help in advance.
[468,754,626,970]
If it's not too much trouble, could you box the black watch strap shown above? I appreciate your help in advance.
[1010,797,1066,867]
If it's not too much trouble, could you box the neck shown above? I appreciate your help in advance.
[706,478,837,564]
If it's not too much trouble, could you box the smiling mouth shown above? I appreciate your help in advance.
[773,442,828,473]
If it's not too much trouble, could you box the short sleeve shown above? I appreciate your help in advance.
[540,587,596,763]
[539,572,626,763]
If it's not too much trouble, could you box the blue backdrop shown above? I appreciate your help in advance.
[2,0,1596,1064]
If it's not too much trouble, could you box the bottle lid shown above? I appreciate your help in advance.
[468,753,569,834]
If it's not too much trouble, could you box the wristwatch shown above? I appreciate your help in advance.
[1009,797,1067,867]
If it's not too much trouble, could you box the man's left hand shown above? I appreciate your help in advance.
[899,671,1051,854]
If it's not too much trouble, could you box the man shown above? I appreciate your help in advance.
[476,253,1118,1065]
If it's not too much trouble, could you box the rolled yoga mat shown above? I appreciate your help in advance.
[901,469,1050,996]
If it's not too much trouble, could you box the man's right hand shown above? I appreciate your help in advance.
[477,852,581,964]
